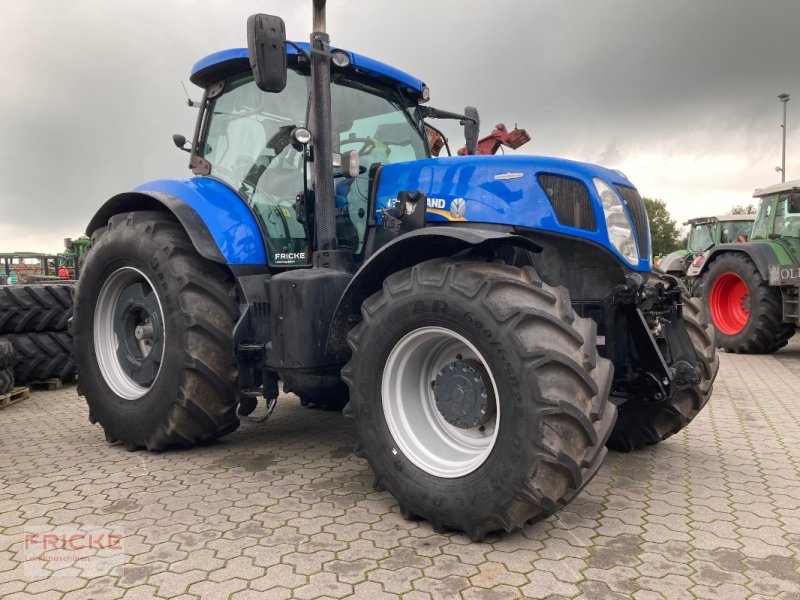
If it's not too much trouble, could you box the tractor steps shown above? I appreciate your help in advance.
[0,386,30,409]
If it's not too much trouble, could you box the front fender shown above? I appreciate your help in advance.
[325,226,541,355]
[86,178,266,265]
[659,250,690,274]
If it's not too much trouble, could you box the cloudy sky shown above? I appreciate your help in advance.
[1,0,798,252]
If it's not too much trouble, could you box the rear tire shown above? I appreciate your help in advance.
[73,211,240,451]
[607,279,719,451]
[343,259,615,540]
[0,284,73,334]
[6,332,74,383]
[700,253,795,353]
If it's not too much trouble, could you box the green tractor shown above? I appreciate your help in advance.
[695,180,799,353]
[658,214,754,289]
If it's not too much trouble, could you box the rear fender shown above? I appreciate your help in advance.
[86,178,267,265]
[326,227,541,355]
[698,243,779,280]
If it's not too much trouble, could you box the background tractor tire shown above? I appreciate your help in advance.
[607,284,719,452]
[0,283,73,334]
[700,253,795,353]
[0,367,13,394]
[0,338,16,368]
[343,259,615,540]
[6,332,74,383]
[73,211,240,451]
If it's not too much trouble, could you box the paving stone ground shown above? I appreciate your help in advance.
[1,338,799,599]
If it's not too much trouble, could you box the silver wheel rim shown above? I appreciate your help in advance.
[381,326,500,478]
[94,267,165,400]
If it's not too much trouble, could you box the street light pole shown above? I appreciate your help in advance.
[778,93,790,183]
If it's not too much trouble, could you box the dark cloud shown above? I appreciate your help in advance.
[1,0,798,251]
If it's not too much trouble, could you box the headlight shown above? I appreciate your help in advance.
[331,50,351,68]
[593,178,638,265]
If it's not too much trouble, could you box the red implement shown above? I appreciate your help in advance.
[457,123,531,156]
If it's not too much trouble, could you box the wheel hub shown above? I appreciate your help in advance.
[113,282,163,387]
[95,267,165,400]
[381,326,500,478]
[433,360,495,429]
[709,271,750,335]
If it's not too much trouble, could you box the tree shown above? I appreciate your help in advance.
[643,197,682,256]
[730,204,756,215]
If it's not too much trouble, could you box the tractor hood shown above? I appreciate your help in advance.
[374,155,651,271]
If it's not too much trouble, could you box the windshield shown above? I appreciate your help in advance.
[774,194,800,239]
[752,192,800,258]
[773,192,800,259]
[201,68,426,264]
[331,72,427,252]
[752,195,775,240]
[688,223,714,252]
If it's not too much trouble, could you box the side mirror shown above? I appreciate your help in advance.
[463,106,480,156]
[247,14,287,93]
[172,134,190,153]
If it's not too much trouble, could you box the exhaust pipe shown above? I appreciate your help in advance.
[313,0,326,33]
[310,0,337,253]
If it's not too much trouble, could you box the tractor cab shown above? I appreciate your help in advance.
[189,45,429,266]
[752,182,800,260]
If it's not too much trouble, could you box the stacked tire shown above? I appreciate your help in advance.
[0,339,14,394]
[0,284,75,384]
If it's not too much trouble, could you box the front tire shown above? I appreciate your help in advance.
[700,253,795,353]
[73,212,240,450]
[342,259,615,540]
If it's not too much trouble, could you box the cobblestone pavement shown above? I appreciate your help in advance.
[1,339,799,599]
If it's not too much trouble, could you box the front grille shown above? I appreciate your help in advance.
[537,174,596,231]
[614,185,649,257]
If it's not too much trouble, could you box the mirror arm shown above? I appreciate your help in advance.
[420,106,475,123]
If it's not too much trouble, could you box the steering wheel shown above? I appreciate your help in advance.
[340,135,383,157]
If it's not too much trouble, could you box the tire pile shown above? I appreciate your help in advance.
[0,284,75,390]
[0,339,14,394]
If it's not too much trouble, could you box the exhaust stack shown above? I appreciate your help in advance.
[310,0,337,254]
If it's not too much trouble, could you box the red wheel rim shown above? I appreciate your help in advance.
[709,272,750,335]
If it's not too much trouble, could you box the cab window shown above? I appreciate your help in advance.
[688,223,714,252]
[752,196,775,240]
[331,74,427,253]
[202,70,310,266]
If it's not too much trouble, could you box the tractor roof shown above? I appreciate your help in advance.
[753,178,800,198]
[684,214,755,225]
[190,43,426,98]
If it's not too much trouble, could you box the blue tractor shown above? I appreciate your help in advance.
[73,1,718,539]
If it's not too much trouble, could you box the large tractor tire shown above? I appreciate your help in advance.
[607,282,719,452]
[700,253,795,353]
[0,338,15,368]
[342,259,615,540]
[0,338,14,394]
[6,332,74,383]
[0,283,73,334]
[72,211,240,451]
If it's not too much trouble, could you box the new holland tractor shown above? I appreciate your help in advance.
[694,180,800,353]
[73,1,718,539]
